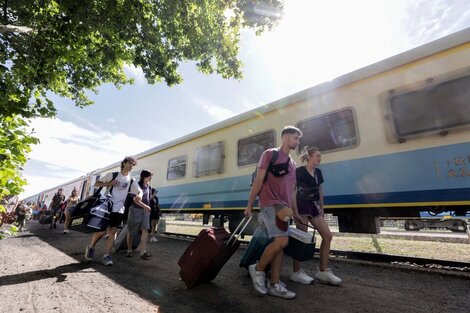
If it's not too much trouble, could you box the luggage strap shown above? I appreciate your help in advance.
[226,215,253,247]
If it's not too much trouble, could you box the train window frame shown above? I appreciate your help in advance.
[193,141,225,178]
[167,155,188,180]
[237,129,277,167]
[383,71,470,143]
[295,107,360,154]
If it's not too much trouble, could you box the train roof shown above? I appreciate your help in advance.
[93,27,470,174]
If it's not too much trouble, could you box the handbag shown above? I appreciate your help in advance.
[284,223,316,261]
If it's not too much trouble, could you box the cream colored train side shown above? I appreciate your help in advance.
[29,28,470,233]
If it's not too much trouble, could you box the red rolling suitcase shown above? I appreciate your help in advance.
[178,216,252,289]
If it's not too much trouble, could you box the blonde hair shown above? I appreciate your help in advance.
[300,146,320,163]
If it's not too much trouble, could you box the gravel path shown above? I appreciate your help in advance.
[0,221,469,313]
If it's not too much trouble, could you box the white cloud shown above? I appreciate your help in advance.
[20,117,158,198]
[195,100,235,121]
[123,64,147,84]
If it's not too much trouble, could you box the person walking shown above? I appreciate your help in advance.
[290,146,342,285]
[49,188,65,229]
[126,170,153,259]
[149,188,161,243]
[84,156,142,266]
[244,126,302,300]
[63,188,80,234]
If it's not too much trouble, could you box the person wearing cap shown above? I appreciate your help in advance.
[244,126,302,300]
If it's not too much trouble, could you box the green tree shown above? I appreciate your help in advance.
[0,0,283,206]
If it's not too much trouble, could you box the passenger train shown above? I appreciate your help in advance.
[23,28,470,234]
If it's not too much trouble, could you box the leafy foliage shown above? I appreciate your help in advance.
[0,116,39,212]
[0,0,283,202]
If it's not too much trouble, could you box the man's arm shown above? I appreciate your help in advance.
[94,173,116,188]
[244,168,267,216]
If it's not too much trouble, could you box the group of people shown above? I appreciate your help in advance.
[12,125,339,299]
[245,125,341,300]
[25,157,161,267]
[84,157,161,266]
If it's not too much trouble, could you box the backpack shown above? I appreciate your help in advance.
[250,149,279,186]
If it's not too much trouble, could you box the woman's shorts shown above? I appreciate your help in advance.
[259,204,290,238]
[128,206,150,232]
[297,199,321,218]
[65,206,76,214]
[150,208,160,221]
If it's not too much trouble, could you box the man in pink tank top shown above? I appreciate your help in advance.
[244,126,302,300]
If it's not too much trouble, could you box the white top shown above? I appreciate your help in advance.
[99,172,142,214]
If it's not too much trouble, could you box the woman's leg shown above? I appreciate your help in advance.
[292,215,309,272]
[309,215,333,271]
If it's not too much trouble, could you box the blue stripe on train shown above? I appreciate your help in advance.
[321,142,470,195]
[158,142,470,208]
[159,187,470,209]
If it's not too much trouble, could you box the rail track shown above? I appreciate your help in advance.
[161,231,470,274]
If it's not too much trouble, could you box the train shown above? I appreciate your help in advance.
[22,27,470,234]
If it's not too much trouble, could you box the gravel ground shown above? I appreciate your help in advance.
[0,220,469,313]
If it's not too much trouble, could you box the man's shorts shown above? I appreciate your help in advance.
[259,204,290,238]
[109,212,125,228]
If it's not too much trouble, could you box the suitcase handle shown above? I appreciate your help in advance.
[226,215,253,247]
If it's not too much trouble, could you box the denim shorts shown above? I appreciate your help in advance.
[259,204,289,238]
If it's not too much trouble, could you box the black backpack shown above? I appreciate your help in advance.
[250,149,279,186]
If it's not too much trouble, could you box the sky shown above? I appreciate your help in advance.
[20,0,470,199]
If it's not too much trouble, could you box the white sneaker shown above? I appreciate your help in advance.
[248,264,267,295]
[290,269,314,285]
[150,236,158,243]
[267,282,296,299]
[314,269,342,285]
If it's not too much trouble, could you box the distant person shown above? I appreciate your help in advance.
[31,202,40,220]
[149,188,161,243]
[291,146,341,285]
[15,203,27,231]
[126,170,153,259]
[244,126,302,299]
[40,201,47,218]
[63,188,80,234]
[49,188,65,229]
[84,156,142,266]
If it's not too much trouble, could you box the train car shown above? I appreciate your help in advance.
[25,27,470,234]
[38,176,88,208]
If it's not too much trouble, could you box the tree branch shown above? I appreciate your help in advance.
[0,24,33,33]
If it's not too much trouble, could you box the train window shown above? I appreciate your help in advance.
[389,75,470,137]
[297,108,358,153]
[194,141,225,177]
[167,156,187,180]
[237,130,276,166]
